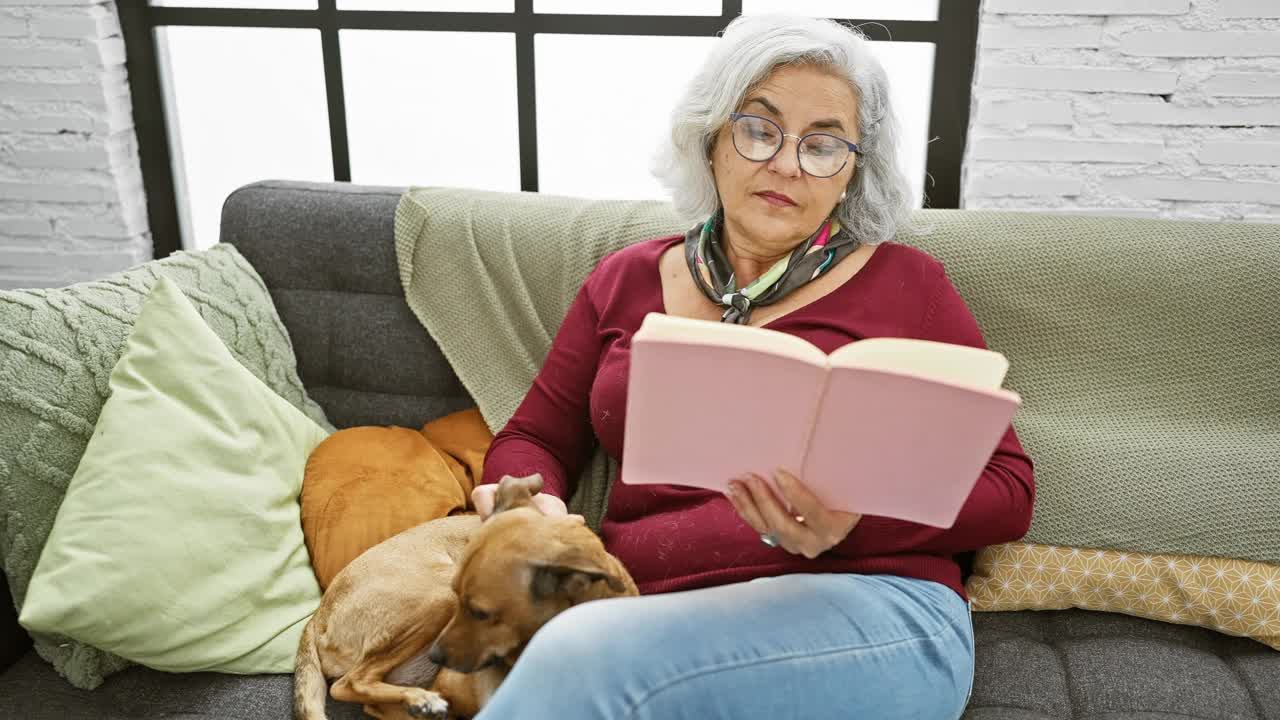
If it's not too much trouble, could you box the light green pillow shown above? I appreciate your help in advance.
[1,243,331,689]
[19,274,328,674]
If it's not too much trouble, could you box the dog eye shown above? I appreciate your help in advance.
[468,606,491,622]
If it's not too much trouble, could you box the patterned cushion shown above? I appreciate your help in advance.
[969,544,1280,650]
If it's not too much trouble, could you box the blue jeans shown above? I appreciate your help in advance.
[474,573,975,720]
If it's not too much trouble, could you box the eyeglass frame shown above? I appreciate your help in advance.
[727,112,862,179]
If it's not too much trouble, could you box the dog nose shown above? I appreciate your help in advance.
[427,643,447,667]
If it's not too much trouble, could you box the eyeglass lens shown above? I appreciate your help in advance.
[731,115,850,178]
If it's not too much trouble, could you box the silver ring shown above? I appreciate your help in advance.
[760,533,781,548]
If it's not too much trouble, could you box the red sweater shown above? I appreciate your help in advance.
[481,236,1035,599]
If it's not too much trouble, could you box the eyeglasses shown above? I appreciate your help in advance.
[728,112,861,179]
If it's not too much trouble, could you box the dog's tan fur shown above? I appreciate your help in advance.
[294,475,636,720]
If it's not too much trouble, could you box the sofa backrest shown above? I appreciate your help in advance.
[897,210,1279,556]
[221,181,474,430]
[225,180,1279,561]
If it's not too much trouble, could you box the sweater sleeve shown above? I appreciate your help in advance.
[836,263,1036,556]
[478,273,603,501]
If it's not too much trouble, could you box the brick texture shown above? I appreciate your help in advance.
[984,0,1190,15]
[976,99,1075,126]
[1105,101,1280,126]
[0,0,149,290]
[981,65,1179,93]
[968,172,1085,198]
[1218,0,1280,19]
[971,137,1165,163]
[1119,31,1280,57]
[981,24,1104,49]
[965,0,1280,222]
[1197,141,1280,166]
[1203,72,1280,97]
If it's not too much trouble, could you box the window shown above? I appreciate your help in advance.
[535,33,719,201]
[155,26,332,251]
[340,30,521,191]
[120,1,979,253]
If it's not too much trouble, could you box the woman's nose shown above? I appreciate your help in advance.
[767,135,803,178]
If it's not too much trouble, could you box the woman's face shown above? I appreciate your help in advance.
[710,64,860,248]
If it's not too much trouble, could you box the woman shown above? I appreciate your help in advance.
[470,14,1034,719]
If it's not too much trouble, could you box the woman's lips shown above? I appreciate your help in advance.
[755,191,796,207]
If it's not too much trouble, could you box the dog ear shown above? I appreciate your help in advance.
[528,536,628,602]
[492,473,544,515]
[528,560,626,603]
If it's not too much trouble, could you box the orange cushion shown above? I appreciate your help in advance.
[300,408,492,589]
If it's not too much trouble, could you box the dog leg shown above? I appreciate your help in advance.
[385,644,440,688]
[429,668,492,720]
[332,667,450,720]
[363,702,447,720]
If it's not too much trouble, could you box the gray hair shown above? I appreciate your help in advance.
[651,14,912,244]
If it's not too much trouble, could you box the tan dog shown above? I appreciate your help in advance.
[301,424,477,591]
[294,475,636,720]
[426,476,638,713]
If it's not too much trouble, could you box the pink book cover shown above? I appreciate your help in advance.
[621,313,1022,528]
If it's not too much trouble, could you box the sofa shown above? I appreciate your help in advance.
[0,179,1276,719]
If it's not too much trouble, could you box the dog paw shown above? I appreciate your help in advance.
[405,689,449,720]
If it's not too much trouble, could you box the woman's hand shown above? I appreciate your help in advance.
[726,468,862,559]
[471,481,574,521]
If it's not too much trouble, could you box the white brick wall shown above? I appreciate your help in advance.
[0,0,148,290]
[965,0,1280,222]
[5,2,1277,285]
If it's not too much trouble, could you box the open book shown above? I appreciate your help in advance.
[620,312,1022,528]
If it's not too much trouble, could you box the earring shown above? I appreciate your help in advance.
[840,190,847,202]
[709,159,714,167]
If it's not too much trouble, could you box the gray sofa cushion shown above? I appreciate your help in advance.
[219,181,474,431]
[969,609,1278,719]
[3,608,1272,720]
[0,652,364,720]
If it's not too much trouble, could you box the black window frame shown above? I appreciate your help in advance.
[118,0,981,259]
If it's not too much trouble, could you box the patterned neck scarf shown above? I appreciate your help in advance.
[684,212,861,325]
